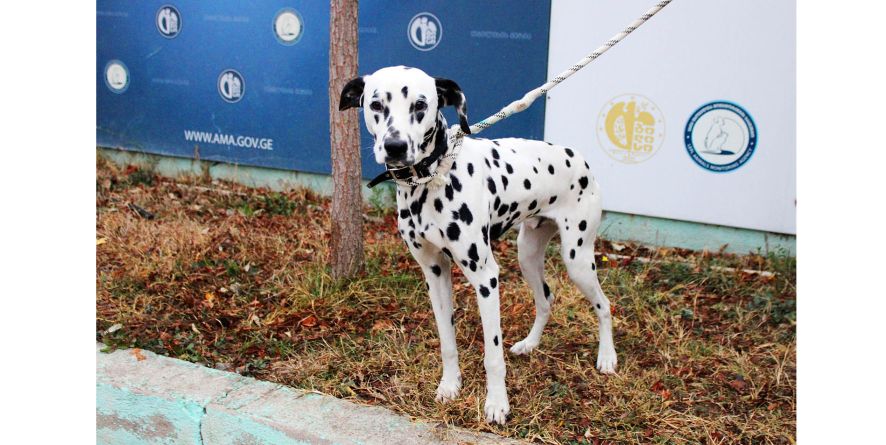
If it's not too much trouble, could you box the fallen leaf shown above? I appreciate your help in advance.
[96,238,107,246]
[104,323,122,334]
[728,377,747,392]
[131,348,146,361]
[299,315,318,328]
[371,319,394,332]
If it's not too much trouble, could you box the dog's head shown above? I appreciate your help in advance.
[339,66,470,167]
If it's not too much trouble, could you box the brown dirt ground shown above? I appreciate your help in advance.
[96,157,796,444]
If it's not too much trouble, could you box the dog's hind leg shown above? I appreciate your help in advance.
[556,214,618,374]
[510,218,558,355]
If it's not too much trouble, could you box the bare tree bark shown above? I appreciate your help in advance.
[328,0,363,279]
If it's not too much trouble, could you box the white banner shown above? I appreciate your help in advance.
[545,0,796,234]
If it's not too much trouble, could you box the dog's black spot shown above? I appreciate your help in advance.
[482,225,489,245]
[490,277,497,288]
[401,86,408,98]
[487,178,497,194]
[548,165,555,175]
[565,148,574,157]
[500,175,509,190]
[492,140,500,146]
[579,220,587,231]
[579,176,589,189]
[493,196,501,210]
[451,175,462,192]
[457,203,473,225]
[469,261,477,272]
[524,179,532,190]
[442,247,452,258]
[569,249,576,259]
[468,243,479,262]
[533,166,538,174]
[528,200,537,210]
[399,209,410,219]
[577,238,583,246]
[549,196,557,204]
[467,163,474,176]
[509,202,518,212]
[451,314,455,325]
[497,205,508,217]
[374,115,379,124]
[430,265,441,276]
[566,159,571,168]
[493,335,499,346]
[446,223,460,241]
[505,163,514,174]
[543,282,551,297]
[489,222,504,241]
[416,111,425,123]
[491,148,500,160]
[592,263,596,271]
[479,285,490,297]
[485,158,491,168]
[434,198,443,213]
[386,92,392,102]
[596,303,601,309]
[445,184,454,201]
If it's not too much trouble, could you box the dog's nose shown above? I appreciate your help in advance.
[384,139,408,160]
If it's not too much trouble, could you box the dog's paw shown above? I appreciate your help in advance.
[435,377,461,403]
[596,348,618,374]
[484,393,511,425]
[509,338,539,356]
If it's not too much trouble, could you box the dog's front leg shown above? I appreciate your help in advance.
[412,248,461,402]
[462,257,510,424]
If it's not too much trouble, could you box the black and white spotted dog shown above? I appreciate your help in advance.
[339,66,616,424]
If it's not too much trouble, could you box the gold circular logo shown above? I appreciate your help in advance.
[596,94,665,164]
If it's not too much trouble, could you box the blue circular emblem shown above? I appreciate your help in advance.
[156,5,182,39]
[408,12,442,51]
[273,8,304,46]
[104,60,129,94]
[218,69,245,103]
[684,101,757,172]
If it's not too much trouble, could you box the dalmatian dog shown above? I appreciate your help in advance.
[340,66,617,424]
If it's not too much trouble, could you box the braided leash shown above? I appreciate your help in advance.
[393,0,673,188]
[468,0,673,135]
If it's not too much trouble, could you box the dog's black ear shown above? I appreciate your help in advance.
[434,78,471,134]
[339,76,365,111]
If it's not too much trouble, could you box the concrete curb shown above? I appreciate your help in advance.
[96,344,526,445]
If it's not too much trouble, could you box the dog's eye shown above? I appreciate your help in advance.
[414,101,427,112]
[369,101,383,112]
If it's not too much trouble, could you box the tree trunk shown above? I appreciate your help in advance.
[328,0,363,279]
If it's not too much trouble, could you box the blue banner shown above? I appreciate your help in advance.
[97,1,551,177]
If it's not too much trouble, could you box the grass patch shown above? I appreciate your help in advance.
[96,157,796,444]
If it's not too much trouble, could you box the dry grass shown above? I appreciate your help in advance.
[96,157,796,444]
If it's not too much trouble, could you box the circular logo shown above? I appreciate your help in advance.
[104,60,129,94]
[273,8,304,45]
[408,12,442,51]
[156,5,182,38]
[684,101,757,172]
[596,94,665,164]
[217,69,245,103]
